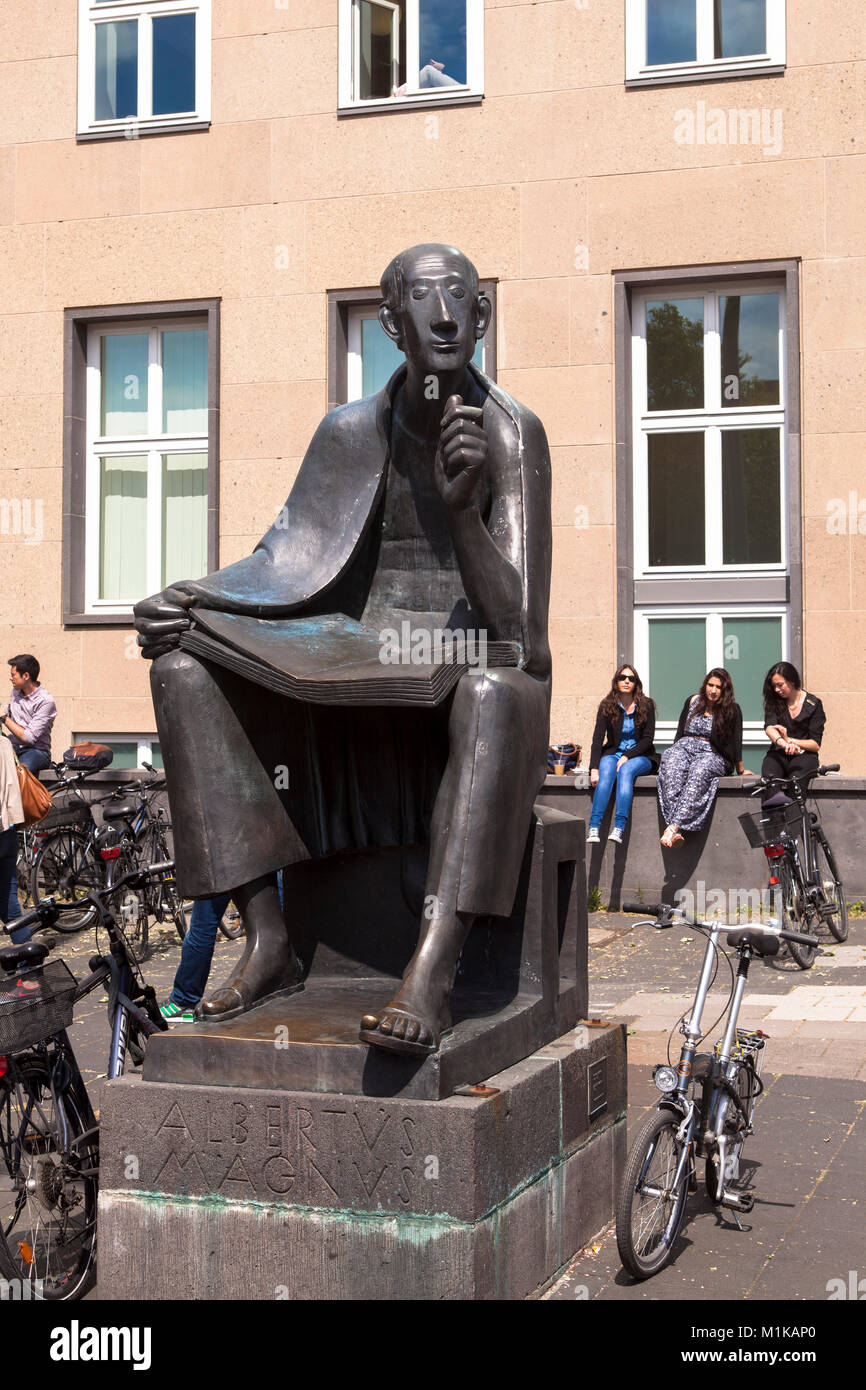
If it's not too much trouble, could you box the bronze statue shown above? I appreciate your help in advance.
[134,243,552,1057]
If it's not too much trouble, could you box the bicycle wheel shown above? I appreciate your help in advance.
[105,849,149,963]
[30,830,101,932]
[812,832,848,943]
[616,1108,690,1279]
[219,901,244,940]
[148,832,188,941]
[15,839,34,911]
[778,857,818,969]
[0,1053,98,1301]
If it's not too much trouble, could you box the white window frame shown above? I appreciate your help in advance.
[75,734,162,768]
[346,303,487,400]
[84,316,209,616]
[632,279,787,580]
[625,0,785,86]
[338,0,484,112]
[78,0,212,139]
[634,605,789,747]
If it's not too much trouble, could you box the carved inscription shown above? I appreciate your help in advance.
[135,1094,430,1213]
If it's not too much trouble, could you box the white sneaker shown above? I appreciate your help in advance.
[587,827,601,844]
[608,827,624,844]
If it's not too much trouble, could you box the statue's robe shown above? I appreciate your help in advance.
[151,363,552,914]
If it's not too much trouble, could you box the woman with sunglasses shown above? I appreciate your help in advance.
[657,668,745,848]
[587,666,658,845]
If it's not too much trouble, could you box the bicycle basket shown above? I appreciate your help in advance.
[738,807,791,848]
[0,960,77,1053]
[37,801,93,832]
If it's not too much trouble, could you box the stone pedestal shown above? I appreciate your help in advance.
[98,1022,625,1300]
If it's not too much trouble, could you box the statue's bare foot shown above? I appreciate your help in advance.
[359,998,450,1057]
[196,951,304,1024]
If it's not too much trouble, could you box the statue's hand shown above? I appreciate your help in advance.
[435,395,487,514]
[133,583,198,660]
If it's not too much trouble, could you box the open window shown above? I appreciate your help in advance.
[339,0,484,111]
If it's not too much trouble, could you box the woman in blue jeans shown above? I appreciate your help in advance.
[587,665,658,846]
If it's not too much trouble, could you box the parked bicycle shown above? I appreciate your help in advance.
[0,863,171,1300]
[615,899,822,1280]
[27,760,118,931]
[739,763,846,969]
[97,766,187,961]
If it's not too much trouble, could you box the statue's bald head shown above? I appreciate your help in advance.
[380,244,480,314]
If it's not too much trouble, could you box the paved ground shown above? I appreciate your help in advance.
[545,910,866,1300]
[30,903,866,1302]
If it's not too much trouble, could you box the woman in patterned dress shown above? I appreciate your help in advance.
[657,668,746,847]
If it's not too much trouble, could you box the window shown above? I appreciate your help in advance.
[625,0,785,85]
[63,300,220,626]
[633,282,786,579]
[74,735,163,769]
[338,0,484,112]
[78,1,211,138]
[327,286,496,407]
[615,263,801,750]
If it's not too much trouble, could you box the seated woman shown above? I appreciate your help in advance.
[587,665,657,846]
[761,662,825,792]
[657,668,745,848]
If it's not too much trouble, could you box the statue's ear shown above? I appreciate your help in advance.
[474,293,492,341]
[378,302,403,348]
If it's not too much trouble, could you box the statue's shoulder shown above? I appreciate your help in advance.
[474,369,549,466]
[317,393,380,443]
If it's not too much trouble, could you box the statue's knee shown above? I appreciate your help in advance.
[150,648,209,692]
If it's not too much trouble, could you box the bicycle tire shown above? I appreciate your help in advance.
[616,1108,690,1280]
[218,901,244,940]
[105,848,149,964]
[778,856,818,969]
[30,829,102,932]
[811,831,848,943]
[0,1053,98,1301]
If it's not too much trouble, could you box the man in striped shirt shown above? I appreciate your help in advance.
[1,654,57,775]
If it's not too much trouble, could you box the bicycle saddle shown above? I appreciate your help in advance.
[726,928,780,957]
[102,800,136,820]
[0,941,50,973]
[762,791,792,809]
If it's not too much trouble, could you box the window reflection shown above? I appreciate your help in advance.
[720,294,779,407]
[646,298,704,411]
[646,0,696,66]
[721,429,781,564]
[714,0,766,59]
[95,21,138,120]
[647,433,705,566]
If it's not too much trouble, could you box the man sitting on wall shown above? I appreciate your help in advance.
[1,655,57,776]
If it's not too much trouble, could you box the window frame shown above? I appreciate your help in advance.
[63,299,220,628]
[77,0,212,141]
[634,604,789,746]
[613,260,802,731]
[632,278,788,580]
[73,733,162,769]
[327,284,497,409]
[337,0,484,115]
[625,0,786,88]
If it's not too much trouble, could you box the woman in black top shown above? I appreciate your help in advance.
[657,668,746,847]
[587,665,657,846]
[762,662,825,789]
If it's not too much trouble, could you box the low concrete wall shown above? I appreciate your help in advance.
[538,775,866,907]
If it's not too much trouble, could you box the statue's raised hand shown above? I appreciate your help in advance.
[134,582,198,660]
[434,395,487,514]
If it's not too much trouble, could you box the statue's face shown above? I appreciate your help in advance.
[393,251,484,375]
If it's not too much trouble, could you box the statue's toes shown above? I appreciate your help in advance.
[404,1018,421,1043]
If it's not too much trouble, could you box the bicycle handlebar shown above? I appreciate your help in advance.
[744,763,840,797]
[2,860,176,937]
[625,900,818,949]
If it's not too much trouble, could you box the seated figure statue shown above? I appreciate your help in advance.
[134,243,552,1058]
